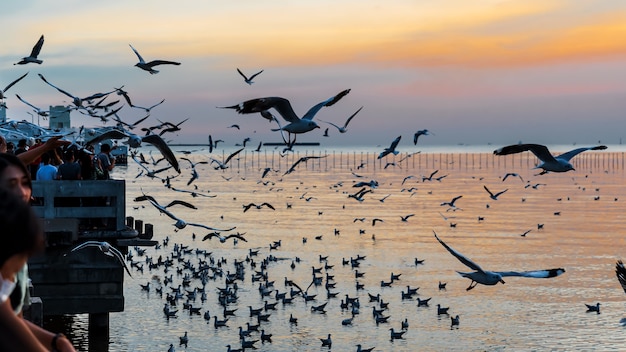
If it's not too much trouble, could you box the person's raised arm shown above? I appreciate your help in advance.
[17,137,70,166]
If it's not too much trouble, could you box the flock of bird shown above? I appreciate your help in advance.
[4,35,625,351]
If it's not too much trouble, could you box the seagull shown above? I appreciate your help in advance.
[15,94,50,118]
[220,89,350,145]
[378,136,401,159]
[180,157,208,186]
[86,129,180,173]
[502,172,524,183]
[413,129,430,145]
[483,185,508,200]
[129,44,180,74]
[440,195,463,210]
[494,144,608,173]
[210,147,244,170]
[242,202,275,212]
[14,35,44,65]
[202,232,247,243]
[0,72,29,100]
[237,68,264,85]
[319,106,363,134]
[283,155,327,175]
[67,241,132,277]
[134,194,235,232]
[434,231,565,290]
[38,73,115,108]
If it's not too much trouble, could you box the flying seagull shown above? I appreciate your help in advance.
[220,89,350,145]
[129,44,181,74]
[433,231,565,290]
[67,241,132,277]
[0,72,29,100]
[15,94,50,118]
[210,147,244,170]
[413,129,430,145]
[493,144,607,173]
[202,231,248,243]
[38,73,115,108]
[134,194,235,232]
[378,135,401,159]
[483,185,508,200]
[86,128,180,173]
[319,106,363,134]
[237,68,264,85]
[15,35,44,65]
[284,155,327,175]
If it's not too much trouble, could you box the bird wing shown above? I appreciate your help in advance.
[165,200,197,209]
[301,89,351,121]
[318,119,342,131]
[224,147,244,165]
[145,60,181,67]
[69,241,101,253]
[15,94,40,111]
[616,260,626,294]
[106,245,133,277]
[496,268,565,279]
[38,73,77,100]
[141,134,180,173]
[557,146,607,162]
[249,70,264,80]
[433,231,485,272]
[389,135,401,150]
[187,223,237,232]
[494,144,557,164]
[483,185,494,197]
[236,68,249,80]
[30,35,45,58]
[3,72,29,93]
[86,128,130,146]
[129,44,145,64]
[343,106,363,128]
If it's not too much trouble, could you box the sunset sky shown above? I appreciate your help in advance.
[2,1,626,148]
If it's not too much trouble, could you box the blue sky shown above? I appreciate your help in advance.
[2,1,626,148]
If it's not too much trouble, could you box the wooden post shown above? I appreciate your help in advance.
[134,219,143,236]
[141,223,154,240]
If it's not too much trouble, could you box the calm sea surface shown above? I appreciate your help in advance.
[45,146,626,351]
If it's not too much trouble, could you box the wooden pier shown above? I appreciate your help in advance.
[27,180,155,335]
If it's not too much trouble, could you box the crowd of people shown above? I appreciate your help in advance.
[0,134,119,351]
[0,136,116,181]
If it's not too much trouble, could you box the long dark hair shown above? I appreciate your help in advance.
[0,188,43,268]
[0,153,32,190]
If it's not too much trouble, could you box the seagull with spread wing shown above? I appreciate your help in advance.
[86,128,180,173]
[38,73,115,108]
[283,155,327,175]
[483,185,508,200]
[319,106,363,134]
[15,35,44,65]
[211,148,244,170]
[378,136,401,159]
[134,194,235,232]
[220,89,350,146]
[237,68,264,85]
[129,44,181,74]
[67,241,132,277]
[494,144,608,173]
[434,231,565,290]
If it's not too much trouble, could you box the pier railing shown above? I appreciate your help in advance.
[208,149,624,174]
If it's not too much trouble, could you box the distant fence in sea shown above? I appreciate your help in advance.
[211,149,624,174]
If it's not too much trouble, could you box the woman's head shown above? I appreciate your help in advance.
[0,188,43,279]
[0,153,32,203]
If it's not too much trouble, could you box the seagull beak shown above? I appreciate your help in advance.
[500,279,505,284]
